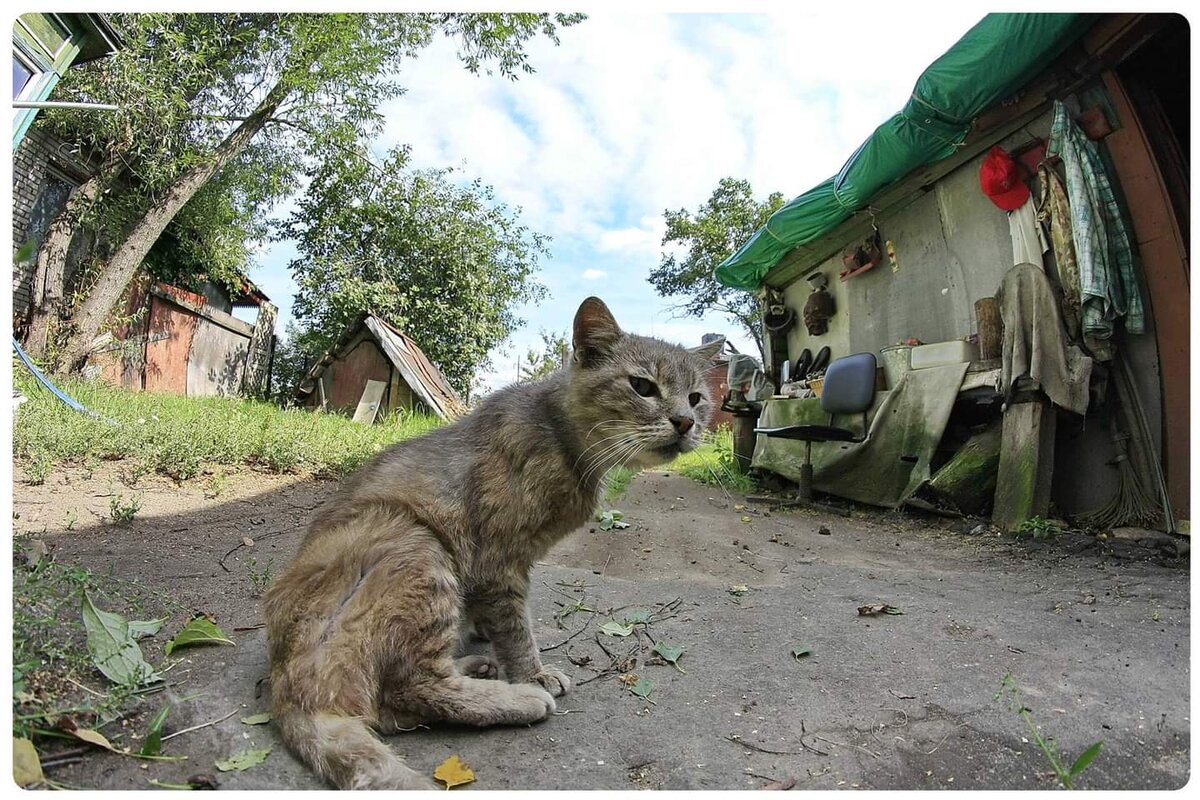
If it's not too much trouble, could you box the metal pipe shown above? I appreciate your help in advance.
[13,100,120,111]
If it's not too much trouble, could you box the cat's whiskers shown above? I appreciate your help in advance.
[578,433,644,488]
[578,429,655,490]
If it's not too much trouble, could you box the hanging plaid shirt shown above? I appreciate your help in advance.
[1045,100,1145,337]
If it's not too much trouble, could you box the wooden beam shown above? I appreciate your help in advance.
[993,394,1057,531]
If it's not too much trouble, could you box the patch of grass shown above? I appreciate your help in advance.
[996,672,1103,789]
[13,372,442,481]
[24,451,51,485]
[604,466,636,502]
[668,426,756,493]
[12,538,186,740]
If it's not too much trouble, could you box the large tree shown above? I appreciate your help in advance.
[648,177,785,363]
[27,12,583,373]
[284,146,550,398]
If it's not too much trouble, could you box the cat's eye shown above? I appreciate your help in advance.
[629,376,658,397]
[688,392,702,406]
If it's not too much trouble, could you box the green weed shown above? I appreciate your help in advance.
[1016,516,1063,540]
[109,493,142,523]
[996,672,1103,789]
[11,538,185,739]
[246,557,274,595]
[24,451,51,485]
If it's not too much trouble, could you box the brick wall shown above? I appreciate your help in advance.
[11,128,93,320]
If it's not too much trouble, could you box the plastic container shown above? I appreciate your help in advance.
[910,340,980,369]
[879,344,912,389]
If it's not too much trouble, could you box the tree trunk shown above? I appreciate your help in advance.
[56,80,291,374]
[24,154,126,359]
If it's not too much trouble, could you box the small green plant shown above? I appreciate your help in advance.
[246,557,274,594]
[64,510,79,531]
[24,451,51,485]
[118,458,152,487]
[205,469,230,499]
[996,672,1103,789]
[109,493,142,523]
[1016,515,1063,540]
[596,509,629,531]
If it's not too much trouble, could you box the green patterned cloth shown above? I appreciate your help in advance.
[1046,100,1145,337]
[751,363,969,508]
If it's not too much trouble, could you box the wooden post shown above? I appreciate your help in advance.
[975,297,1003,360]
[925,422,1003,515]
[993,393,1056,531]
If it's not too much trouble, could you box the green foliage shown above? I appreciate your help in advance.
[109,494,142,523]
[284,145,550,397]
[648,178,785,363]
[1016,515,1063,540]
[23,451,51,486]
[12,544,185,739]
[39,12,584,369]
[245,557,274,595]
[996,672,1103,789]
[669,426,756,493]
[13,370,441,479]
[519,329,570,383]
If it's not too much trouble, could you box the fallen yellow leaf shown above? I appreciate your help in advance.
[434,755,475,789]
[68,726,119,752]
[13,738,44,787]
[740,515,752,523]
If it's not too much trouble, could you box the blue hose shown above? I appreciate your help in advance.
[12,337,119,426]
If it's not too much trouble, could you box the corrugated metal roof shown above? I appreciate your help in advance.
[294,314,466,421]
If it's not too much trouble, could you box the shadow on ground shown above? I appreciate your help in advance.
[12,462,1190,790]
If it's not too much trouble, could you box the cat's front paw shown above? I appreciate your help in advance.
[531,665,571,697]
[456,653,500,680]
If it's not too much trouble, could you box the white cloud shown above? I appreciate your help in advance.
[256,9,988,393]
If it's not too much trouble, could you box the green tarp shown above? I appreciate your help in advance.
[715,13,1094,291]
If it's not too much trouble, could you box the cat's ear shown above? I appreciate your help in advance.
[572,296,621,367]
[690,337,726,362]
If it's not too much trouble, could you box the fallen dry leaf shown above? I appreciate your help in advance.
[762,776,796,790]
[434,755,475,789]
[857,603,904,616]
[13,738,44,787]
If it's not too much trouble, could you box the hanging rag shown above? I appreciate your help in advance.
[1008,194,1049,268]
[995,263,1093,416]
[1045,100,1145,338]
[1036,162,1083,341]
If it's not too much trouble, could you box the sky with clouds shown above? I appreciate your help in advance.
[249,8,988,394]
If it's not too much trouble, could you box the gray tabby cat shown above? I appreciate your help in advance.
[264,297,719,789]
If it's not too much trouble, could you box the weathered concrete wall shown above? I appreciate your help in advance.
[775,108,1165,517]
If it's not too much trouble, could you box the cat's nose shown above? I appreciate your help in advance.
[670,415,695,435]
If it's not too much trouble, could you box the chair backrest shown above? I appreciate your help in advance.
[819,352,877,415]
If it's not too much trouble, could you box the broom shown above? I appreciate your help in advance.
[1077,400,1160,530]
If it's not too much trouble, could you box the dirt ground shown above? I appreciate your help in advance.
[11,461,1191,790]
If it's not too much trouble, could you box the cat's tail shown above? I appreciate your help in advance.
[274,709,435,790]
